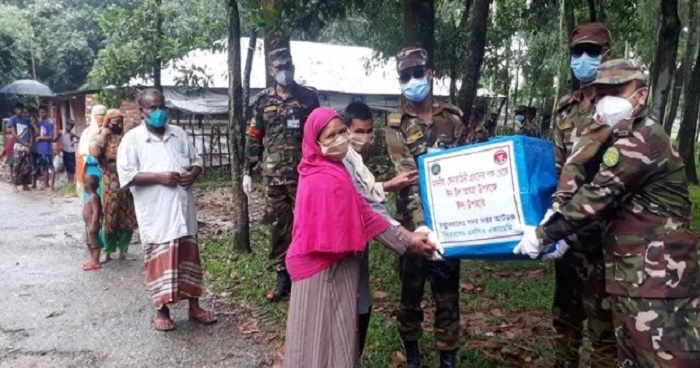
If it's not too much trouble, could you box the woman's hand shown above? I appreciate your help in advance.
[407,232,436,258]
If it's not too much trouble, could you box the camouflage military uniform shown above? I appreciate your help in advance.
[539,60,700,368]
[518,118,541,138]
[550,91,616,368]
[386,99,484,352]
[246,83,319,271]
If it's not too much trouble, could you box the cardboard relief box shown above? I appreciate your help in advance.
[418,136,557,260]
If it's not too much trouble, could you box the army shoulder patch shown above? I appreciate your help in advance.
[406,130,424,144]
[603,147,620,167]
[388,113,402,127]
[557,118,574,130]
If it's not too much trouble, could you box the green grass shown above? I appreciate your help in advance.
[201,227,555,367]
[54,182,77,197]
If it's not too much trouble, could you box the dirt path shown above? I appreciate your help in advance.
[0,183,261,367]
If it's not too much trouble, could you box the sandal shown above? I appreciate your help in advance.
[82,261,102,271]
[154,316,176,332]
[188,309,217,324]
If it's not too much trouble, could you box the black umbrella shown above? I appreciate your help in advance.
[0,79,54,97]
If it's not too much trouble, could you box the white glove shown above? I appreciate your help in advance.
[540,209,555,226]
[542,240,570,261]
[242,175,252,196]
[414,226,444,261]
[512,226,543,260]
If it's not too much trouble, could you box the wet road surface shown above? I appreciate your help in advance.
[0,184,261,367]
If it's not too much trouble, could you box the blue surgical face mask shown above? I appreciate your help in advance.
[515,114,525,123]
[401,77,430,102]
[145,108,169,128]
[275,69,294,86]
[571,53,602,83]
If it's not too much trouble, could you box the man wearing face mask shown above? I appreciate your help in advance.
[516,60,700,367]
[384,47,472,368]
[118,88,215,331]
[549,22,617,368]
[514,105,540,137]
[244,48,320,302]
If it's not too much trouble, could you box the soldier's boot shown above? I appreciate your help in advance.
[267,270,291,302]
[403,340,420,368]
[439,350,457,368]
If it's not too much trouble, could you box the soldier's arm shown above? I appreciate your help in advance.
[552,120,613,207]
[244,108,265,175]
[539,133,656,244]
[384,125,425,228]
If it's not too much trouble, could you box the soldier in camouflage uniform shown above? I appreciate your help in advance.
[550,22,616,368]
[515,105,541,137]
[463,101,489,144]
[244,48,319,301]
[384,47,487,368]
[521,59,700,367]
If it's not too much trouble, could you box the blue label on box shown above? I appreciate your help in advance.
[417,136,557,260]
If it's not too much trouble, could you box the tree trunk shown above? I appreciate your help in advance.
[563,0,578,91]
[652,0,680,130]
[677,41,700,184]
[503,36,511,124]
[457,0,490,123]
[243,28,257,112]
[587,0,597,21]
[226,0,251,252]
[665,0,698,134]
[402,0,435,68]
[154,0,163,92]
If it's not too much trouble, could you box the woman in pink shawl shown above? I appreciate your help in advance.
[283,107,435,368]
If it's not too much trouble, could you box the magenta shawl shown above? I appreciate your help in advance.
[286,107,390,281]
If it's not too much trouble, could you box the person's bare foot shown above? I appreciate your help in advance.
[102,253,112,263]
[12,186,19,193]
[22,185,30,191]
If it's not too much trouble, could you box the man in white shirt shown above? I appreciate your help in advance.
[341,102,417,357]
[117,88,216,332]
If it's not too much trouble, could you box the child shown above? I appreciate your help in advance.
[36,106,58,191]
[0,121,15,184]
[82,174,102,271]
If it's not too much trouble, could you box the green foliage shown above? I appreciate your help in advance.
[89,0,227,88]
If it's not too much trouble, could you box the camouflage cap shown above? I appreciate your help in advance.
[514,105,528,113]
[591,59,646,85]
[396,47,428,72]
[268,48,293,67]
[570,22,611,47]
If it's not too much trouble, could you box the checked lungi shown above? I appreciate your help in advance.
[144,236,204,308]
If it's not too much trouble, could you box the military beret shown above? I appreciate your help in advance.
[591,59,646,86]
[571,22,611,47]
[396,47,428,72]
[268,48,293,67]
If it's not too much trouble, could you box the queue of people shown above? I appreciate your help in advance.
[1,103,67,192]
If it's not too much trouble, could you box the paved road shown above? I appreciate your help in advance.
[0,184,261,367]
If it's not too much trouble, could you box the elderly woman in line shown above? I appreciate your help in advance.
[77,104,107,200]
[282,107,436,368]
[90,109,137,261]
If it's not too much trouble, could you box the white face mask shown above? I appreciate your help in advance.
[593,90,643,126]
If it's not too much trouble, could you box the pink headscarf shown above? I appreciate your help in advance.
[286,107,390,282]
